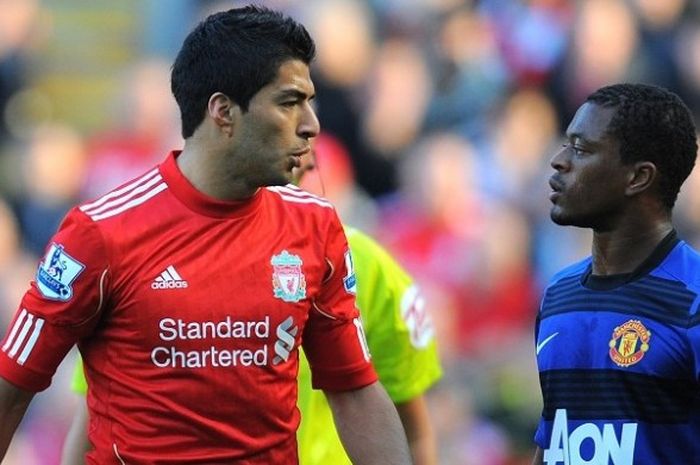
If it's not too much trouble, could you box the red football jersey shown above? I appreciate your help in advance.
[0,152,376,464]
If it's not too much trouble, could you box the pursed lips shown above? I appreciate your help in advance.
[291,147,311,157]
[549,177,564,202]
[288,147,310,169]
[549,177,564,193]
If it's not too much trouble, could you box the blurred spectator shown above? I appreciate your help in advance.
[298,132,379,231]
[481,0,573,86]
[307,0,401,197]
[17,123,86,256]
[308,0,375,89]
[362,37,432,160]
[81,58,182,199]
[457,201,538,356]
[632,0,687,30]
[0,197,35,329]
[379,131,482,276]
[628,0,688,91]
[0,0,41,142]
[480,87,559,205]
[676,22,700,119]
[424,5,510,137]
[376,132,480,364]
[549,0,642,125]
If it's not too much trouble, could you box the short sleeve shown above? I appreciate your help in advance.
[0,208,110,391]
[302,213,377,391]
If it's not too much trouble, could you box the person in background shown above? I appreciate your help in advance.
[0,6,411,464]
[533,83,700,464]
[62,140,443,465]
[294,142,441,465]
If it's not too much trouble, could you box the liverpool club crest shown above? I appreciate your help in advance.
[608,319,651,367]
[271,250,306,303]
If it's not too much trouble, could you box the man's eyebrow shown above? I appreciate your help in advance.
[276,89,315,100]
[565,132,594,144]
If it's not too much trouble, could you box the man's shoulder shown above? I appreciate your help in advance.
[264,184,335,213]
[654,241,700,290]
[262,186,344,244]
[548,256,592,286]
[264,185,340,230]
[77,165,168,225]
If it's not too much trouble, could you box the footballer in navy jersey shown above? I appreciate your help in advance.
[534,83,699,465]
[536,231,700,464]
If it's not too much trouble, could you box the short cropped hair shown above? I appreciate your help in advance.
[586,83,698,210]
[171,5,316,138]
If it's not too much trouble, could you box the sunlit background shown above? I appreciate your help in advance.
[1,0,699,464]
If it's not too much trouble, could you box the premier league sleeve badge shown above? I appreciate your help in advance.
[36,243,85,301]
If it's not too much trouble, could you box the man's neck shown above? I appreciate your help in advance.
[590,222,673,276]
[177,141,257,201]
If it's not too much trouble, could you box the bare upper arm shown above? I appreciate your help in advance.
[325,381,412,465]
[0,376,35,460]
[324,381,397,430]
[0,376,35,417]
[325,380,383,407]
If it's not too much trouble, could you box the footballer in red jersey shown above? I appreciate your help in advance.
[1,152,375,464]
[0,6,411,465]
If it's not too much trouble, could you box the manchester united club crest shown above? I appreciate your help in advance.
[271,251,306,303]
[608,319,651,367]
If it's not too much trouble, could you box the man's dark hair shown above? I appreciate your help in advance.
[171,5,316,138]
[586,83,698,210]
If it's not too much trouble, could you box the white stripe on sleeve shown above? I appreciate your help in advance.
[8,314,35,358]
[17,318,44,365]
[2,309,27,352]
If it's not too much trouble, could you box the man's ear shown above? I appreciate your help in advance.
[207,92,239,137]
[626,161,657,196]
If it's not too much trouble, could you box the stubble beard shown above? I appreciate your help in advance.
[550,207,613,232]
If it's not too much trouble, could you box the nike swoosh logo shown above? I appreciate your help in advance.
[536,332,559,355]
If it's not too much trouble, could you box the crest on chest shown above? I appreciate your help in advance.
[271,250,306,303]
[608,319,651,368]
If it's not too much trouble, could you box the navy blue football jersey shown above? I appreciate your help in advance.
[535,231,700,464]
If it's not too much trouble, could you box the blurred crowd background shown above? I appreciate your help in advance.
[1,0,700,464]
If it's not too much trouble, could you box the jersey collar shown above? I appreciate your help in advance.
[582,229,680,290]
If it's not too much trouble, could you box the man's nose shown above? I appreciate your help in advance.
[299,104,320,140]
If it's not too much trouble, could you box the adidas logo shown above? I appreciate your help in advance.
[151,265,189,290]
